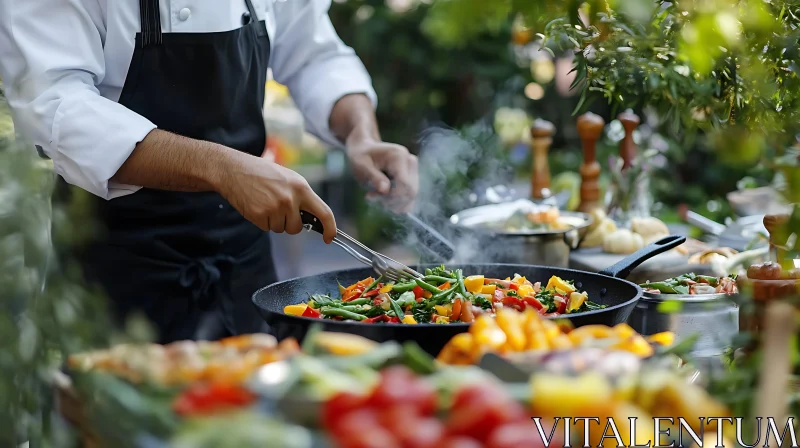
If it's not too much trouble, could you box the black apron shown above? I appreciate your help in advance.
[64,0,276,343]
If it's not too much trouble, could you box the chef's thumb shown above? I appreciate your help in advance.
[357,160,391,195]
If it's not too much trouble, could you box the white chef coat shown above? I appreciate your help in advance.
[0,0,377,199]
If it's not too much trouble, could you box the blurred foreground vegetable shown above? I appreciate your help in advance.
[437,308,673,364]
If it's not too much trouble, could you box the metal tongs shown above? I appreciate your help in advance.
[300,211,424,282]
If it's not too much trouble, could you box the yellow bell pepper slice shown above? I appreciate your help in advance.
[283,304,308,316]
[647,331,675,346]
[423,291,433,299]
[463,275,485,293]
[315,332,379,356]
[450,332,474,352]
[379,284,394,293]
[517,284,535,298]
[434,316,450,324]
[402,315,418,324]
[496,309,526,351]
[546,275,577,295]
[568,324,614,344]
[613,323,636,339]
[435,304,452,317]
[514,276,528,285]
[567,291,587,311]
[480,284,497,295]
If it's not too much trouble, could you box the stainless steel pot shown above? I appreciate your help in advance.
[628,291,739,357]
[448,201,593,268]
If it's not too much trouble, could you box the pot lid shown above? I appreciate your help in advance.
[449,199,593,236]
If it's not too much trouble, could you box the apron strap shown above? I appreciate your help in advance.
[139,0,163,47]
[243,0,268,38]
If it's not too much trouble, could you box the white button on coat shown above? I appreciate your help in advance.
[178,8,191,21]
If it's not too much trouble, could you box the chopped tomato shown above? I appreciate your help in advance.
[364,315,389,323]
[396,417,445,448]
[523,297,544,311]
[447,385,527,443]
[492,289,505,303]
[301,306,322,318]
[413,285,425,299]
[501,296,525,311]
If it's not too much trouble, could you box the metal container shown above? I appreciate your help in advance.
[628,291,739,358]
[449,200,593,268]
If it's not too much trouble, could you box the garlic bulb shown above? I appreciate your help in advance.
[631,217,669,240]
[581,218,618,248]
[603,229,644,254]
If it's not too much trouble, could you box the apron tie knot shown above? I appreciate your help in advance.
[178,255,235,309]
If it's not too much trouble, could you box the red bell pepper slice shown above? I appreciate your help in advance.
[302,306,322,318]
[173,383,256,416]
[523,296,544,311]
[554,295,567,314]
[364,315,389,323]
[508,283,519,291]
[362,289,381,298]
[412,285,424,299]
[388,316,401,323]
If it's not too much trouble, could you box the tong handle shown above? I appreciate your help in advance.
[300,210,325,235]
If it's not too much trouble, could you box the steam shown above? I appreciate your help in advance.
[379,123,517,265]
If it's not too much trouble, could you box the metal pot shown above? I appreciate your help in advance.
[448,200,593,268]
[628,291,739,358]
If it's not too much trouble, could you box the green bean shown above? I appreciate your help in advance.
[431,284,459,303]
[424,275,456,284]
[320,307,366,321]
[640,282,688,294]
[425,268,433,276]
[455,269,468,297]
[415,279,441,294]
[344,298,371,306]
[388,298,405,320]
[391,281,417,293]
[360,275,383,297]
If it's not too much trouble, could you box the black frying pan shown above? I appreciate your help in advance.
[252,235,686,355]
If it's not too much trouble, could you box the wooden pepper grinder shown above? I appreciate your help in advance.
[576,112,605,213]
[618,109,640,170]
[530,119,556,200]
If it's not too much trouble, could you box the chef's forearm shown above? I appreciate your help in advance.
[111,129,239,193]
[329,93,380,145]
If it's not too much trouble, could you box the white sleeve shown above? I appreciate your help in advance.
[269,0,377,148]
[0,0,156,199]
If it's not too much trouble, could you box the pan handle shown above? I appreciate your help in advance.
[597,235,686,279]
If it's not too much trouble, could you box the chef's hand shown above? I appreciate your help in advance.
[219,153,337,243]
[346,137,418,213]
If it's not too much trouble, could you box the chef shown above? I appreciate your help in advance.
[0,0,418,342]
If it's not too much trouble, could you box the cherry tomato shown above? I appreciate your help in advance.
[333,408,381,440]
[487,422,561,448]
[396,417,445,448]
[413,285,424,299]
[405,376,438,416]
[172,383,256,416]
[438,436,483,448]
[337,425,400,448]
[322,392,367,429]
[378,405,420,434]
[367,366,416,408]
[447,385,527,443]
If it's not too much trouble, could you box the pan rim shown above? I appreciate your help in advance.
[252,263,643,327]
